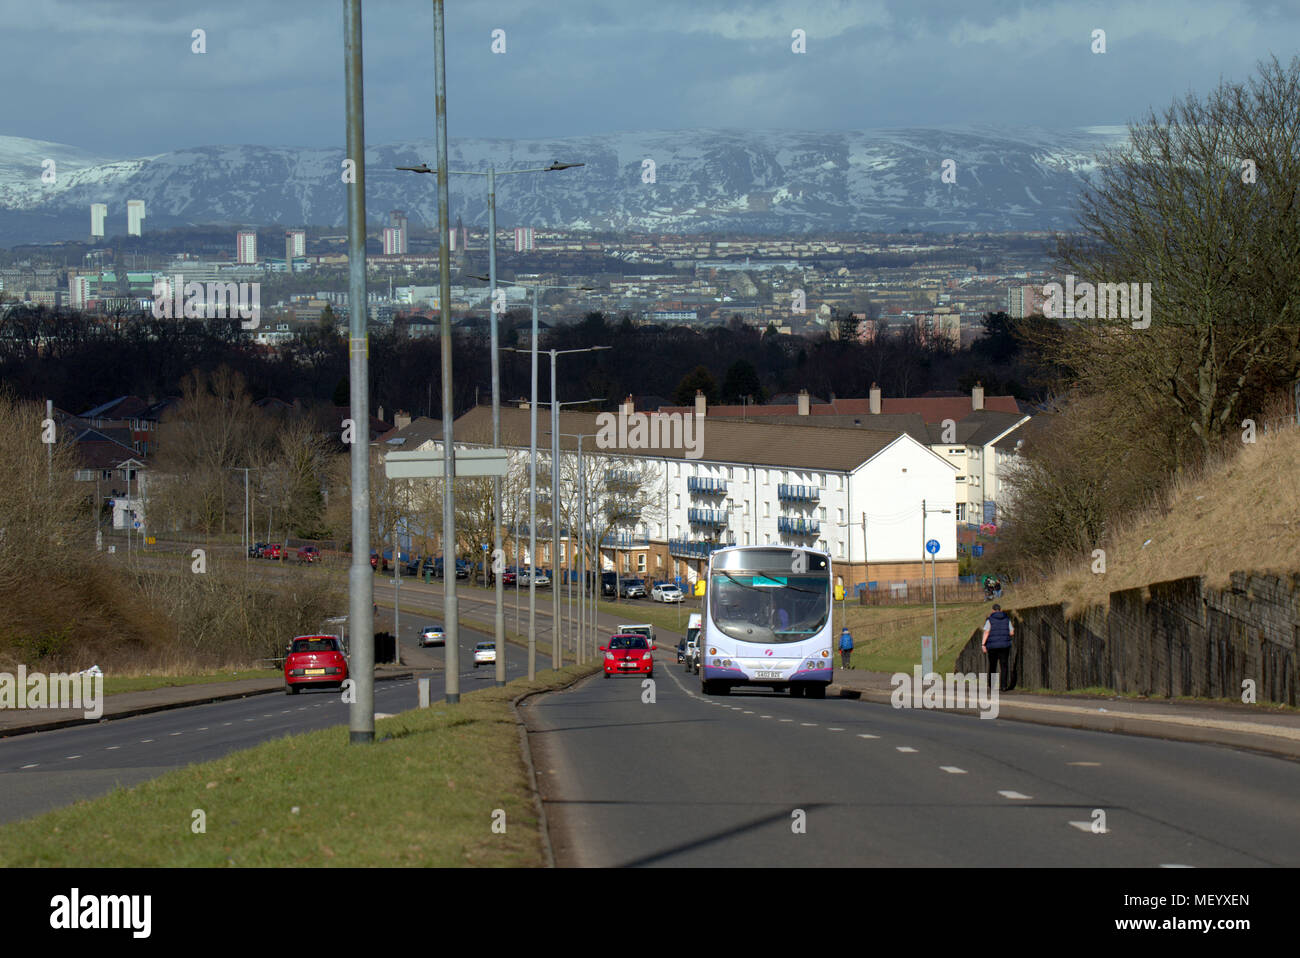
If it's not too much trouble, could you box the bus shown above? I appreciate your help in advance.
[700,546,834,698]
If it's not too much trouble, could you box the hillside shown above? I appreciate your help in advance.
[1010,421,1300,615]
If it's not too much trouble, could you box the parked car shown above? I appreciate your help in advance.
[419,625,445,647]
[651,582,682,603]
[284,634,349,693]
[369,550,379,570]
[602,634,654,678]
[296,545,320,564]
[265,543,284,560]
[250,541,268,558]
[601,572,618,597]
[619,578,647,599]
[501,569,517,585]
[472,642,496,667]
[520,568,550,587]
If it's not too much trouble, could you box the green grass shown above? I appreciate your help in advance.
[834,601,991,674]
[0,661,600,866]
[102,670,283,696]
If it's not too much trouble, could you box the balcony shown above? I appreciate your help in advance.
[687,476,727,495]
[602,532,651,548]
[777,516,820,535]
[605,469,638,488]
[688,507,729,528]
[668,539,725,559]
[777,483,820,503]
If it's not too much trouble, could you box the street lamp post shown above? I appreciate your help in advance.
[922,498,952,665]
[556,431,597,663]
[398,154,582,690]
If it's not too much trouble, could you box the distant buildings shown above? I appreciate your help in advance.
[236,230,258,264]
[382,227,405,255]
[514,227,534,252]
[389,210,409,253]
[285,229,306,259]
[1007,284,1044,318]
[126,200,145,237]
[90,204,107,240]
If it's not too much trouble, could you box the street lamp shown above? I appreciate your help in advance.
[556,431,598,663]
[483,277,594,677]
[922,498,952,671]
[404,160,583,685]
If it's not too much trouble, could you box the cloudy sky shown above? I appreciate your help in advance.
[5,0,1298,155]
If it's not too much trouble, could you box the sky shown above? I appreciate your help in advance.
[4,0,1298,156]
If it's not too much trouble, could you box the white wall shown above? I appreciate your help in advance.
[846,436,958,563]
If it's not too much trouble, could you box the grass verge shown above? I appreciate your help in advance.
[102,669,283,696]
[0,661,599,866]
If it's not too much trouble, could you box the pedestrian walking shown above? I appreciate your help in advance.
[981,604,1014,692]
[838,626,854,669]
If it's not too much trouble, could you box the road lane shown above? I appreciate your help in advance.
[523,661,1300,867]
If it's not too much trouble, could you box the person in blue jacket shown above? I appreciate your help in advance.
[838,626,854,669]
[981,604,1015,691]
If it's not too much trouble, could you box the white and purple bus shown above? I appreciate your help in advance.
[700,546,834,698]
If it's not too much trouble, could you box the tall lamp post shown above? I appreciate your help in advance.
[401,161,582,687]
[556,432,598,662]
[922,498,952,665]
[480,276,593,676]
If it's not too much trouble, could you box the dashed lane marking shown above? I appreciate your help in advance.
[998,790,1032,800]
[940,766,966,774]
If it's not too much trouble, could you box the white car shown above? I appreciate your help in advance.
[520,569,551,586]
[473,642,496,667]
[651,583,683,603]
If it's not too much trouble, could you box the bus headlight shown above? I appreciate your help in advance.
[820,650,830,657]
[708,648,716,656]
[722,659,732,667]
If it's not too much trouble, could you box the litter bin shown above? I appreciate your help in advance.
[374,631,396,664]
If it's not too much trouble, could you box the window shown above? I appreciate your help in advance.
[838,508,844,523]
[838,541,846,557]
[744,532,750,545]
[674,494,680,508]
[956,476,966,482]
[656,554,663,569]
[637,553,646,573]
[839,475,845,490]
[764,534,771,545]
[956,503,966,521]
[819,507,826,520]
[764,502,770,517]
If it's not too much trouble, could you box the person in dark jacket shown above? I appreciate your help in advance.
[981,604,1014,691]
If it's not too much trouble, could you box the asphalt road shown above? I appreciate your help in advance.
[0,616,521,826]
[523,662,1300,867]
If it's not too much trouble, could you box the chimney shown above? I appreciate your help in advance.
[797,389,809,416]
[972,382,984,411]
[694,389,706,417]
[377,405,385,422]
[869,383,881,415]
[395,409,412,431]
[622,394,635,417]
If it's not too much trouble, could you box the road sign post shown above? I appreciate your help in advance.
[921,635,934,679]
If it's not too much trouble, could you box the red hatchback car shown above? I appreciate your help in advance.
[284,634,349,694]
[602,633,654,679]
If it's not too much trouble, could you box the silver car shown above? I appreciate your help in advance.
[419,625,445,647]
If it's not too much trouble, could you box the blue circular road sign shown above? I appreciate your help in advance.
[925,538,940,555]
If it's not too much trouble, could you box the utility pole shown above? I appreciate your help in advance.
[343,0,374,744]
[433,0,460,702]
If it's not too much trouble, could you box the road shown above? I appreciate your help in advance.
[523,662,1300,867]
[0,615,524,826]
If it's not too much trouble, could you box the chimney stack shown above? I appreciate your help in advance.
[622,394,635,417]
[395,409,412,431]
[377,405,385,422]
[694,389,706,418]
[972,382,984,411]
[869,383,881,415]
[797,389,810,416]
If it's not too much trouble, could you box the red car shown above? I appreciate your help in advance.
[297,545,320,564]
[602,633,654,679]
[284,634,349,693]
[265,543,284,560]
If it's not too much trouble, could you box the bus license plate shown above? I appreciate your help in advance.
[754,670,782,679]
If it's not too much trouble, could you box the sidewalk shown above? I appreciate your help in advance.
[829,667,1300,759]
[0,665,415,738]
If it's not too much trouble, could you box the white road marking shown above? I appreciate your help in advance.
[743,710,754,714]
[857,733,879,739]
[170,732,182,736]
[828,727,844,731]
[244,718,255,722]
[940,766,967,774]
[197,727,208,731]
[1067,762,1101,766]
[896,746,917,753]
[66,755,81,760]
[105,746,120,751]
[760,715,772,718]
[998,790,1032,800]
[20,763,37,769]
[140,739,154,743]
[1159,864,1194,868]
[1069,821,1108,833]
[780,718,793,723]
[801,722,818,727]
[222,722,233,726]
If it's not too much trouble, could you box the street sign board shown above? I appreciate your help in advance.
[384,448,508,479]
[925,538,940,555]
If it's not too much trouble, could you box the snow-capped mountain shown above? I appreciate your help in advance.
[0,127,1130,245]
